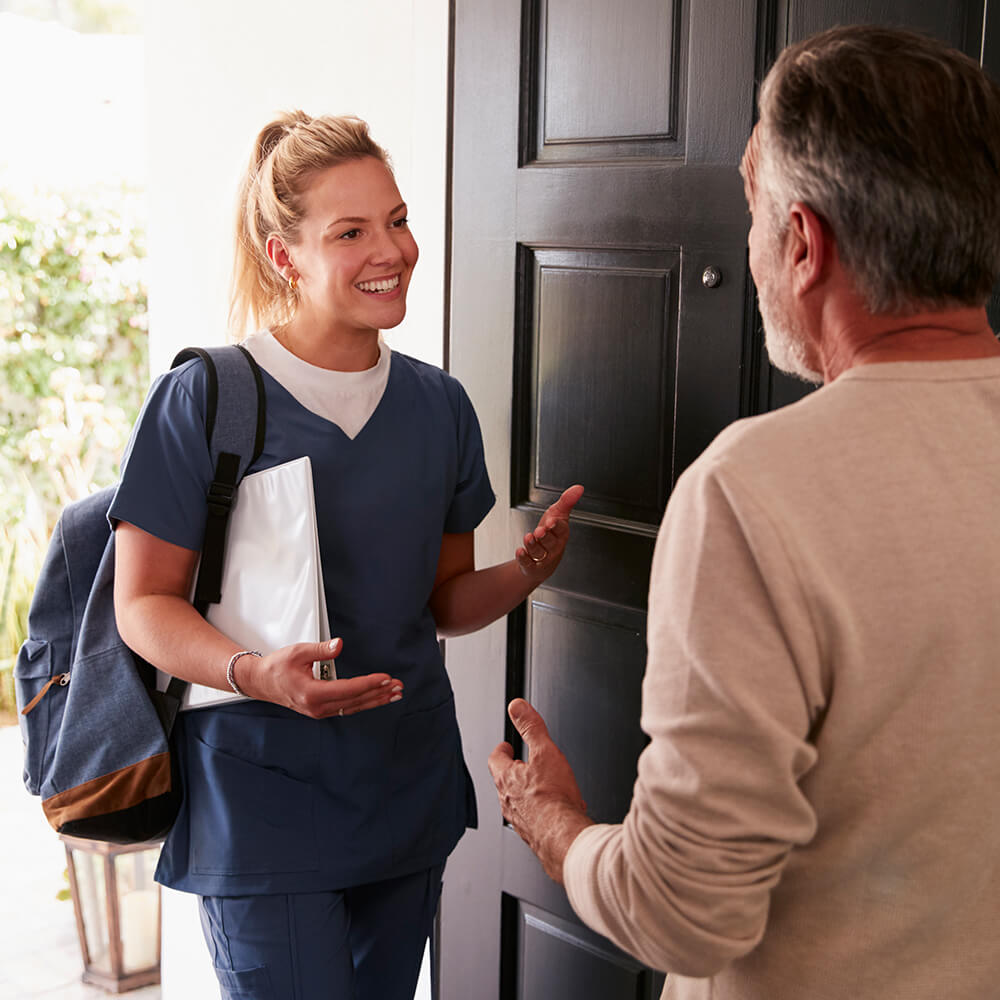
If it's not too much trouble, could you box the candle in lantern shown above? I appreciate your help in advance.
[119,888,159,972]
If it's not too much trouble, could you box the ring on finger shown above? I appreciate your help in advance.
[530,550,548,564]
[339,707,344,717]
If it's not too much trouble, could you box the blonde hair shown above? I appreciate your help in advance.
[229,111,391,337]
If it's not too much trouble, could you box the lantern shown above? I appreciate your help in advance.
[59,835,161,993]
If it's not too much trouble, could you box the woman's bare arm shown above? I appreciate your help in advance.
[429,485,584,638]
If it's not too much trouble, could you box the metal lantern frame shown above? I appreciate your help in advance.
[59,834,162,993]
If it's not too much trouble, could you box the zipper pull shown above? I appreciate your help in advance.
[21,673,70,716]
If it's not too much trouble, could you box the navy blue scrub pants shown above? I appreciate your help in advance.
[198,863,445,999]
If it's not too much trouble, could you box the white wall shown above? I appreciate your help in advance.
[144,2,449,996]
[0,14,145,188]
[144,0,449,375]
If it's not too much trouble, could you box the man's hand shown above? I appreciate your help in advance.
[488,698,594,884]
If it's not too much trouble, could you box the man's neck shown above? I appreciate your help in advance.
[820,303,999,382]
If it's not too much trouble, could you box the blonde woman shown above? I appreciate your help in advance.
[112,112,583,999]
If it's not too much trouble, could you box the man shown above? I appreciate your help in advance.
[489,25,1000,1000]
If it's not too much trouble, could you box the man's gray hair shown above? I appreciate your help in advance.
[757,25,1000,314]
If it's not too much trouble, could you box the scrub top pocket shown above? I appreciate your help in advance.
[187,711,321,877]
[212,965,275,999]
[390,696,468,867]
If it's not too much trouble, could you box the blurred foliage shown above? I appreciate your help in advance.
[0,0,143,34]
[58,867,72,901]
[0,185,148,522]
[0,184,148,716]
[0,478,48,722]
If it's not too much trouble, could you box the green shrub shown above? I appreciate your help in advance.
[0,184,148,719]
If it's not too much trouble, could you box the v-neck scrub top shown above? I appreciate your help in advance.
[109,348,495,895]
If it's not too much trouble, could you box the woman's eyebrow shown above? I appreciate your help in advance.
[326,203,408,231]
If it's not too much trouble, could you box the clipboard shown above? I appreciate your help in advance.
[158,455,333,710]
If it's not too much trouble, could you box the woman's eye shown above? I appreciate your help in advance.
[391,217,409,229]
[339,229,362,241]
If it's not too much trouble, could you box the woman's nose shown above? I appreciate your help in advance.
[369,228,403,265]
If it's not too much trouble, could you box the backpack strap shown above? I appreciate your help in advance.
[171,343,266,610]
[160,345,265,706]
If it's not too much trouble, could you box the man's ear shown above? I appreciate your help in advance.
[786,202,828,296]
[266,234,295,280]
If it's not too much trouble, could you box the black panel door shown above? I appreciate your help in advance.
[441,3,995,999]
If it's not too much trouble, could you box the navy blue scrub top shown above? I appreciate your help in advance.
[110,350,495,895]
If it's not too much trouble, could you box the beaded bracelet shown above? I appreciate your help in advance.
[226,650,262,697]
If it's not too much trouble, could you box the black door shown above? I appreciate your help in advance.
[440,3,995,998]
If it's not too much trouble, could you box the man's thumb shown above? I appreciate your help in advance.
[508,698,549,744]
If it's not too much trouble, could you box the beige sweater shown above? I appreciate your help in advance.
[564,358,1000,999]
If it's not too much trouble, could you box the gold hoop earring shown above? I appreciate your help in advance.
[288,274,298,292]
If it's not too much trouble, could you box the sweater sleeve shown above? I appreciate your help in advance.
[563,454,825,977]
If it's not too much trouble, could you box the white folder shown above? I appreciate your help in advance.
[159,455,333,710]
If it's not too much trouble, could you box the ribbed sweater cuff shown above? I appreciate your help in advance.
[563,822,621,936]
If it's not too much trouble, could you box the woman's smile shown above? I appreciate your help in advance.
[356,274,402,295]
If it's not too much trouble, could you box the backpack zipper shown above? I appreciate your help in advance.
[21,673,70,716]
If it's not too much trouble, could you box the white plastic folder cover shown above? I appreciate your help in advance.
[161,455,333,710]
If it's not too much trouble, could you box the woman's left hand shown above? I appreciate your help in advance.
[515,484,585,581]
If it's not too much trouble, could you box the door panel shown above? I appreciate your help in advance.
[525,593,648,825]
[515,246,679,524]
[788,0,982,49]
[443,2,998,999]
[502,899,662,1000]
[524,0,683,163]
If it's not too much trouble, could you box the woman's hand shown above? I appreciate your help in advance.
[427,483,585,638]
[233,638,403,720]
[515,484,585,582]
[114,523,403,721]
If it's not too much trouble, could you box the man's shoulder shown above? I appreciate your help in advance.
[701,385,835,468]
[662,386,856,549]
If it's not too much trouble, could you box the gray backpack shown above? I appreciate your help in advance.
[14,345,265,843]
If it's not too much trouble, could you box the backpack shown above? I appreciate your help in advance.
[13,344,266,844]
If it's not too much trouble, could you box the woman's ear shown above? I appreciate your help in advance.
[786,202,828,296]
[266,234,295,280]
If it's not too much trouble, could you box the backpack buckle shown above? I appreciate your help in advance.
[206,480,235,517]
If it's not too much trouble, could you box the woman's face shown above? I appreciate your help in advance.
[285,156,419,339]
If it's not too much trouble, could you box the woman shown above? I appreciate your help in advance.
[111,111,583,999]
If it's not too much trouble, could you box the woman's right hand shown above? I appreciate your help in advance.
[235,638,403,719]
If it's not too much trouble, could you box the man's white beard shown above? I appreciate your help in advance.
[757,267,824,385]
